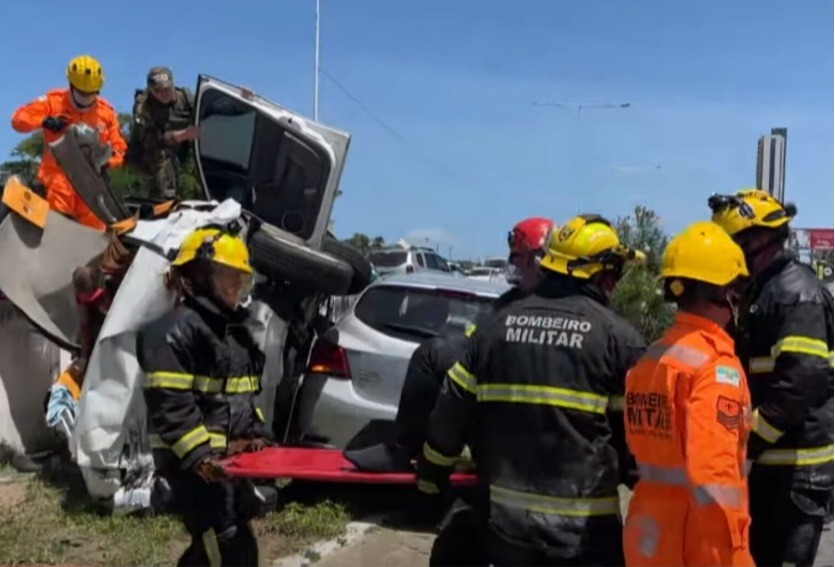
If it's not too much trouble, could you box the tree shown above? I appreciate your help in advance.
[611,205,675,342]
[345,233,371,251]
[370,236,385,248]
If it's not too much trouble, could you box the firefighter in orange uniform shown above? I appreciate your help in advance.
[623,221,755,567]
[11,55,127,230]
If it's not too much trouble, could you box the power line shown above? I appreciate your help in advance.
[320,69,404,141]
[320,68,483,191]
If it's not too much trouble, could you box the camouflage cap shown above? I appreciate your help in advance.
[147,67,174,89]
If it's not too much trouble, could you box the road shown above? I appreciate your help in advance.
[274,502,834,567]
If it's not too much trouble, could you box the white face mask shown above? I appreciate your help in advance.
[71,89,97,110]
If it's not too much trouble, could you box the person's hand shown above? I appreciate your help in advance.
[42,116,70,133]
[248,437,274,452]
[173,125,200,143]
[194,457,228,483]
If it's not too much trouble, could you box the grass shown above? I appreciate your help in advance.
[0,465,353,567]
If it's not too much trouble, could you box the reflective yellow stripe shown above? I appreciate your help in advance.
[477,383,609,414]
[749,357,775,374]
[170,426,210,458]
[752,409,783,444]
[225,375,260,394]
[423,442,456,467]
[208,432,227,450]
[202,528,222,567]
[145,371,195,390]
[758,444,834,466]
[150,431,227,451]
[447,363,477,394]
[193,375,223,393]
[417,479,440,494]
[490,485,619,517]
[465,324,477,338]
[255,407,265,422]
[145,373,260,394]
[772,336,830,359]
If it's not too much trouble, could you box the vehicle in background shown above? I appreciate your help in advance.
[482,256,509,271]
[293,272,509,448]
[466,266,506,282]
[446,260,466,275]
[368,244,451,276]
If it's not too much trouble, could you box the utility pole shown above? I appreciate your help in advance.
[313,0,321,120]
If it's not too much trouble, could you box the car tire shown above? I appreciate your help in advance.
[321,237,373,295]
[249,226,353,296]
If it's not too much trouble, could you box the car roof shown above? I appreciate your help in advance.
[373,271,509,297]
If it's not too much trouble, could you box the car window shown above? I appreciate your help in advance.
[424,253,449,271]
[199,91,256,169]
[369,250,407,267]
[415,253,425,267]
[354,285,495,342]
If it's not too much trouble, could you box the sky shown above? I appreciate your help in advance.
[1,0,832,259]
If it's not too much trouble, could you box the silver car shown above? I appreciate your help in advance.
[295,272,509,448]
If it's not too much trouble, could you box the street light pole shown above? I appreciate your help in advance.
[313,0,321,121]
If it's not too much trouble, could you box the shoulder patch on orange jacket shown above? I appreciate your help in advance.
[716,395,742,430]
[715,365,741,387]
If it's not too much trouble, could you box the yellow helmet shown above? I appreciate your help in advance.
[172,227,252,274]
[662,221,748,289]
[67,55,105,93]
[709,189,796,237]
[540,214,645,279]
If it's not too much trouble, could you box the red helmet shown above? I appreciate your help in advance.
[508,217,554,256]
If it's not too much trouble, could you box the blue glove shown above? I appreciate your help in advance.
[42,116,69,133]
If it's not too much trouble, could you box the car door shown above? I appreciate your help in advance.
[193,75,351,248]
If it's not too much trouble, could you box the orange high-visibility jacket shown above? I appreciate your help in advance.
[623,312,754,567]
[11,88,126,229]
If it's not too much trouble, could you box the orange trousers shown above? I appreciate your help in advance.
[624,483,754,566]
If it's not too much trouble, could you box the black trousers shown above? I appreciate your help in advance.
[165,471,260,567]
[486,527,625,567]
[749,467,833,567]
[430,494,489,567]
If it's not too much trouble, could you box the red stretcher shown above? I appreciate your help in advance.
[221,446,478,486]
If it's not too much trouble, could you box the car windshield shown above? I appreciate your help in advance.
[424,253,451,271]
[354,285,495,342]
[370,250,408,267]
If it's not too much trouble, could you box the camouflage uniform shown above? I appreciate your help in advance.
[126,67,194,199]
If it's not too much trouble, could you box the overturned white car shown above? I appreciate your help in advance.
[0,75,372,512]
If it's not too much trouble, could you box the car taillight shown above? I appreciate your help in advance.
[307,339,351,379]
[406,265,415,274]
[434,289,477,301]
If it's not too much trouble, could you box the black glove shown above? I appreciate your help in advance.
[42,116,69,133]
